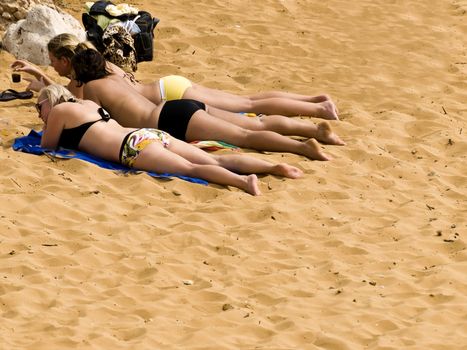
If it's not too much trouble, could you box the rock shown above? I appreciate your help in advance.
[13,10,27,21]
[2,5,86,65]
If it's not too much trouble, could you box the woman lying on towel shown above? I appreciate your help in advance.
[12,33,339,120]
[37,84,304,195]
[71,48,339,161]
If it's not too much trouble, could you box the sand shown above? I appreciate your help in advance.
[0,0,466,349]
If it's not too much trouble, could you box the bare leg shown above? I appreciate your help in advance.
[183,84,339,119]
[245,98,339,120]
[133,143,262,195]
[167,138,303,178]
[185,110,331,161]
[248,92,339,114]
[207,106,345,145]
[248,91,330,102]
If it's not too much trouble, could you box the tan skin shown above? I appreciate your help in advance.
[12,52,344,139]
[80,72,333,161]
[134,77,340,120]
[38,93,304,195]
[12,51,344,148]
[11,53,83,97]
[98,64,343,142]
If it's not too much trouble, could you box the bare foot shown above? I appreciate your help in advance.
[310,94,331,103]
[303,138,332,161]
[317,101,339,120]
[317,121,345,145]
[245,174,261,195]
[310,94,339,115]
[272,164,303,179]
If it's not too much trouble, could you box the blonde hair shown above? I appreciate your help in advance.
[38,84,77,108]
[47,33,95,60]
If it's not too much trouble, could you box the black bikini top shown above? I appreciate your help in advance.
[58,108,110,149]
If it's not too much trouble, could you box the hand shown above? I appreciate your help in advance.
[10,59,41,77]
[24,77,46,92]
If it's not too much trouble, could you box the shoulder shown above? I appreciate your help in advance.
[85,77,119,91]
[50,102,71,113]
[83,80,107,98]
[49,102,75,118]
[107,61,125,75]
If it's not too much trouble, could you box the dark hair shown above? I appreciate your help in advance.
[71,46,111,86]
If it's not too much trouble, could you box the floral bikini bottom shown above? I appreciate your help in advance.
[119,128,171,167]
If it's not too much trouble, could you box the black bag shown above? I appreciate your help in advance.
[82,1,159,63]
[82,13,105,52]
[133,11,159,62]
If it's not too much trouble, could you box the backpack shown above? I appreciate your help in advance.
[82,1,159,64]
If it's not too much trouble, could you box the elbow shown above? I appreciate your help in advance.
[40,139,57,150]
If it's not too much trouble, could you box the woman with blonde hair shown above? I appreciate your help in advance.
[13,33,339,120]
[11,34,96,96]
[37,83,304,195]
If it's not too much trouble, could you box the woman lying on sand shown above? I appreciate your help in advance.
[71,47,341,161]
[37,84,303,195]
[10,36,95,98]
[12,33,339,120]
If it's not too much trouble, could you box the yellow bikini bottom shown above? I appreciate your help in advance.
[159,75,193,101]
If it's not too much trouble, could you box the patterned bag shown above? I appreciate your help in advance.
[101,25,137,72]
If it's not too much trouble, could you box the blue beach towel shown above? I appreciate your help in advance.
[13,130,208,185]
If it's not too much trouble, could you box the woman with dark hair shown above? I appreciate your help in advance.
[71,47,343,161]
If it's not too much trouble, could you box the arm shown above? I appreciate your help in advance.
[11,59,56,91]
[40,107,65,149]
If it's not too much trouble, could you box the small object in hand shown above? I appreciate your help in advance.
[12,73,21,83]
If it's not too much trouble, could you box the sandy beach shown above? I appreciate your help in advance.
[0,0,466,349]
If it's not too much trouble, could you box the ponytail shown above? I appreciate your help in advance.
[71,48,111,86]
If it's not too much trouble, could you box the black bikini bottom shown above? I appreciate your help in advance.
[157,99,206,141]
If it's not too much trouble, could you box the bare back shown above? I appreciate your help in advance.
[107,62,162,105]
[82,74,163,128]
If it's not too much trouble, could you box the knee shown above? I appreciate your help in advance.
[180,163,198,175]
[243,99,254,110]
[240,128,255,141]
[228,128,252,147]
[244,120,266,131]
[253,116,270,131]
[210,155,222,166]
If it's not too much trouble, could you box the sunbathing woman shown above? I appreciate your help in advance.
[12,33,339,120]
[10,36,95,97]
[71,48,336,161]
[37,84,304,195]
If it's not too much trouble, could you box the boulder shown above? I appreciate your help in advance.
[2,5,86,65]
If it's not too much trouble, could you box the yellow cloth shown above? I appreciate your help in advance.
[160,75,193,101]
[106,4,139,17]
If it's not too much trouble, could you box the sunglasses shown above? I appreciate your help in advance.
[35,98,48,113]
